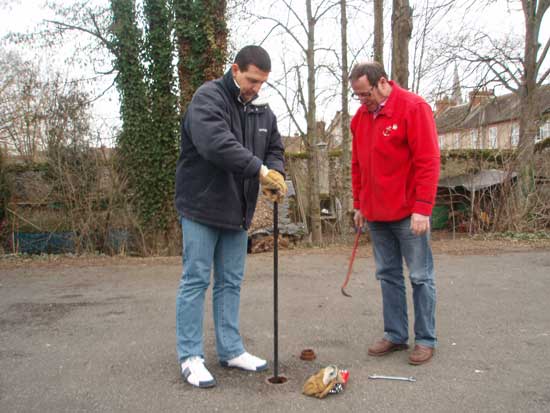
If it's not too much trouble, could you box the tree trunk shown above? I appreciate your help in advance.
[340,0,352,229]
[391,0,412,88]
[517,0,542,169]
[306,0,322,244]
[513,0,545,214]
[373,0,384,64]
[202,0,228,81]
[175,0,227,114]
[110,0,152,231]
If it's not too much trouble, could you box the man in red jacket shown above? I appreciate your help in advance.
[350,62,440,365]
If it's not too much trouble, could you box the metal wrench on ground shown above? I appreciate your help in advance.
[368,374,416,382]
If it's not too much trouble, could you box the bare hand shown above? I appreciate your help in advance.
[410,213,430,236]
[353,209,364,231]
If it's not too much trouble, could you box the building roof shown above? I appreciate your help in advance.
[436,84,550,134]
[438,169,517,191]
[282,135,303,152]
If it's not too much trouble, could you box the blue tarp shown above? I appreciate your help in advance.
[15,232,75,254]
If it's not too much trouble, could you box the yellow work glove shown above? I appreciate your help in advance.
[259,168,287,203]
[302,365,344,399]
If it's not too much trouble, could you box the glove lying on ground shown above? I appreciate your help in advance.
[259,168,287,203]
[302,365,345,399]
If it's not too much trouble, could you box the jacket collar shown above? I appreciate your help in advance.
[222,69,259,105]
[377,80,400,117]
[223,69,241,102]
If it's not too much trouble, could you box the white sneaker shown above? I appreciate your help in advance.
[181,356,216,388]
[221,352,268,372]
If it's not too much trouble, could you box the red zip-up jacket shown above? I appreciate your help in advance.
[351,81,440,221]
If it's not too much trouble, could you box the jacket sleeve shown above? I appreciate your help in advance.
[350,114,362,210]
[185,86,262,177]
[407,102,440,216]
[264,115,285,176]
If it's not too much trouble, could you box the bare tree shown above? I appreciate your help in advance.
[0,51,90,161]
[254,0,340,245]
[391,0,412,88]
[0,53,45,160]
[340,0,352,223]
[373,0,384,63]
[517,0,549,166]
[438,1,549,172]
[410,0,454,94]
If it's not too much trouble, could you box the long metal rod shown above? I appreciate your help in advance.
[273,201,279,379]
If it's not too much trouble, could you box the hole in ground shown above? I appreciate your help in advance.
[267,375,288,384]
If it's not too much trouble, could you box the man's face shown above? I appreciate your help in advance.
[232,63,269,102]
[351,75,385,112]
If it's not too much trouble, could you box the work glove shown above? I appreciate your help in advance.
[302,365,345,399]
[259,168,287,203]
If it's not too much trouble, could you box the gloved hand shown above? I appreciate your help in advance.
[260,169,287,203]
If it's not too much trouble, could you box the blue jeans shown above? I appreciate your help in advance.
[367,217,437,348]
[176,217,248,363]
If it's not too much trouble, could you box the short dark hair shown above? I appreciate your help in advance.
[349,62,388,85]
[234,45,271,72]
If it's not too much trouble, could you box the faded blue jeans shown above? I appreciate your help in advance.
[176,217,248,363]
[367,216,437,348]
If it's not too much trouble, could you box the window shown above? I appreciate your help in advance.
[438,135,445,149]
[539,120,550,142]
[511,123,519,147]
[454,133,460,149]
[489,127,497,149]
[470,130,479,149]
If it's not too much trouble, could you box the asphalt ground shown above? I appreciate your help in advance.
[1,245,549,412]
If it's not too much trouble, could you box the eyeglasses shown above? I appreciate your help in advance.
[351,85,376,100]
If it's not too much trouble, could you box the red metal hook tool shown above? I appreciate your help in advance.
[341,229,361,297]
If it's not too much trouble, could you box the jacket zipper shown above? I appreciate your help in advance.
[242,104,251,229]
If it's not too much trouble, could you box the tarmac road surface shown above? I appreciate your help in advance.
[1,248,549,412]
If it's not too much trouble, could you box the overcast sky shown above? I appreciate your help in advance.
[1,0,549,140]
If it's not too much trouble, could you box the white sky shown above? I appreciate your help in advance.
[1,0,549,139]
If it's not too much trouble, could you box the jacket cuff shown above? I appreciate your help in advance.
[413,201,434,216]
[244,156,263,178]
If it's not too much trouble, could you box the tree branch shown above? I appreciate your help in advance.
[266,80,305,137]
[255,16,307,54]
[537,66,550,85]
[45,19,113,54]
[536,37,550,70]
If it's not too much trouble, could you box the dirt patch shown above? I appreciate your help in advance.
[0,301,95,329]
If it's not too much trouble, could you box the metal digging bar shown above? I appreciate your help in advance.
[268,201,287,384]
[273,201,279,379]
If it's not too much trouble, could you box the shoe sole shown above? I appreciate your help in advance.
[197,379,216,388]
[368,344,409,357]
[181,376,217,388]
[220,361,268,372]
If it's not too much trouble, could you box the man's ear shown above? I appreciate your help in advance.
[231,63,240,76]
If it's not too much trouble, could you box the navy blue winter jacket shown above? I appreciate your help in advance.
[175,70,285,230]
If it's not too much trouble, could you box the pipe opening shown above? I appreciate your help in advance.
[267,375,288,384]
[300,349,316,361]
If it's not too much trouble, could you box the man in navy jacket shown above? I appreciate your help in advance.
[175,45,286,388]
